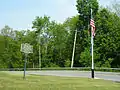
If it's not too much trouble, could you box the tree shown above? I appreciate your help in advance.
[95,8,120,67]
[32,15,50,68]
[0,35,5,53]
[112,0,120,16]
[74,0,99,67]
[76,0,99,30]
[32,15,70,67]
[0,1,120,69]
[0,25,23,68]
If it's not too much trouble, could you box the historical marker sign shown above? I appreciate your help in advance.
[20,43,33,79]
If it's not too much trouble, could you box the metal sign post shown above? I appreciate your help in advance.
[20,43,33,79]
[23,53,27,79]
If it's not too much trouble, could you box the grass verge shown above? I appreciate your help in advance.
[0,72,120,90]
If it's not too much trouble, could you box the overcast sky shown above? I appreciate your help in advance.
[0,0,117,30]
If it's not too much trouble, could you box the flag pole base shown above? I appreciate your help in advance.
[91,69,94,78]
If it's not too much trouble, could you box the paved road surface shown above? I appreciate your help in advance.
[4,71,120,82]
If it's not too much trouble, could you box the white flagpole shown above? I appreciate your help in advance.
[39,34,41,69]
[71,29,77,68]
[91,8,94,78]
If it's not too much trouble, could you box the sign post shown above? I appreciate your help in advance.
[23,53,27,79]
[20,43,33,79]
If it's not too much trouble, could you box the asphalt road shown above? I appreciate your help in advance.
[5,71,120,82]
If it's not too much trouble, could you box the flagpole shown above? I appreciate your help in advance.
[71,29,77,68]
[39,34,41,69]
[91,8,94,78]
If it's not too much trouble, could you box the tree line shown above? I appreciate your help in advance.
[0,0,120,68]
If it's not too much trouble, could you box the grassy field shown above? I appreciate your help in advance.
[0,72,120,90]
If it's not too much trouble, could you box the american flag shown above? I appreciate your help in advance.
[90,19,95,36]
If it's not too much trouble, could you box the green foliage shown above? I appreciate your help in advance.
[95,8,120,67]
[76,0,99,29]
[79,47,91,67]
[64,59,71,67]
[0,1,120,69]
[0,35,5,53]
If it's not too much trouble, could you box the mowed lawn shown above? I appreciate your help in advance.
[0,72,120,90]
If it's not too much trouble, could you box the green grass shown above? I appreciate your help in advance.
[0,72,120,90]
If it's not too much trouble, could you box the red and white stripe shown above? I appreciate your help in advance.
[90,19,95,36]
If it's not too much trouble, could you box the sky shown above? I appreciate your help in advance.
[0,0,117,30]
